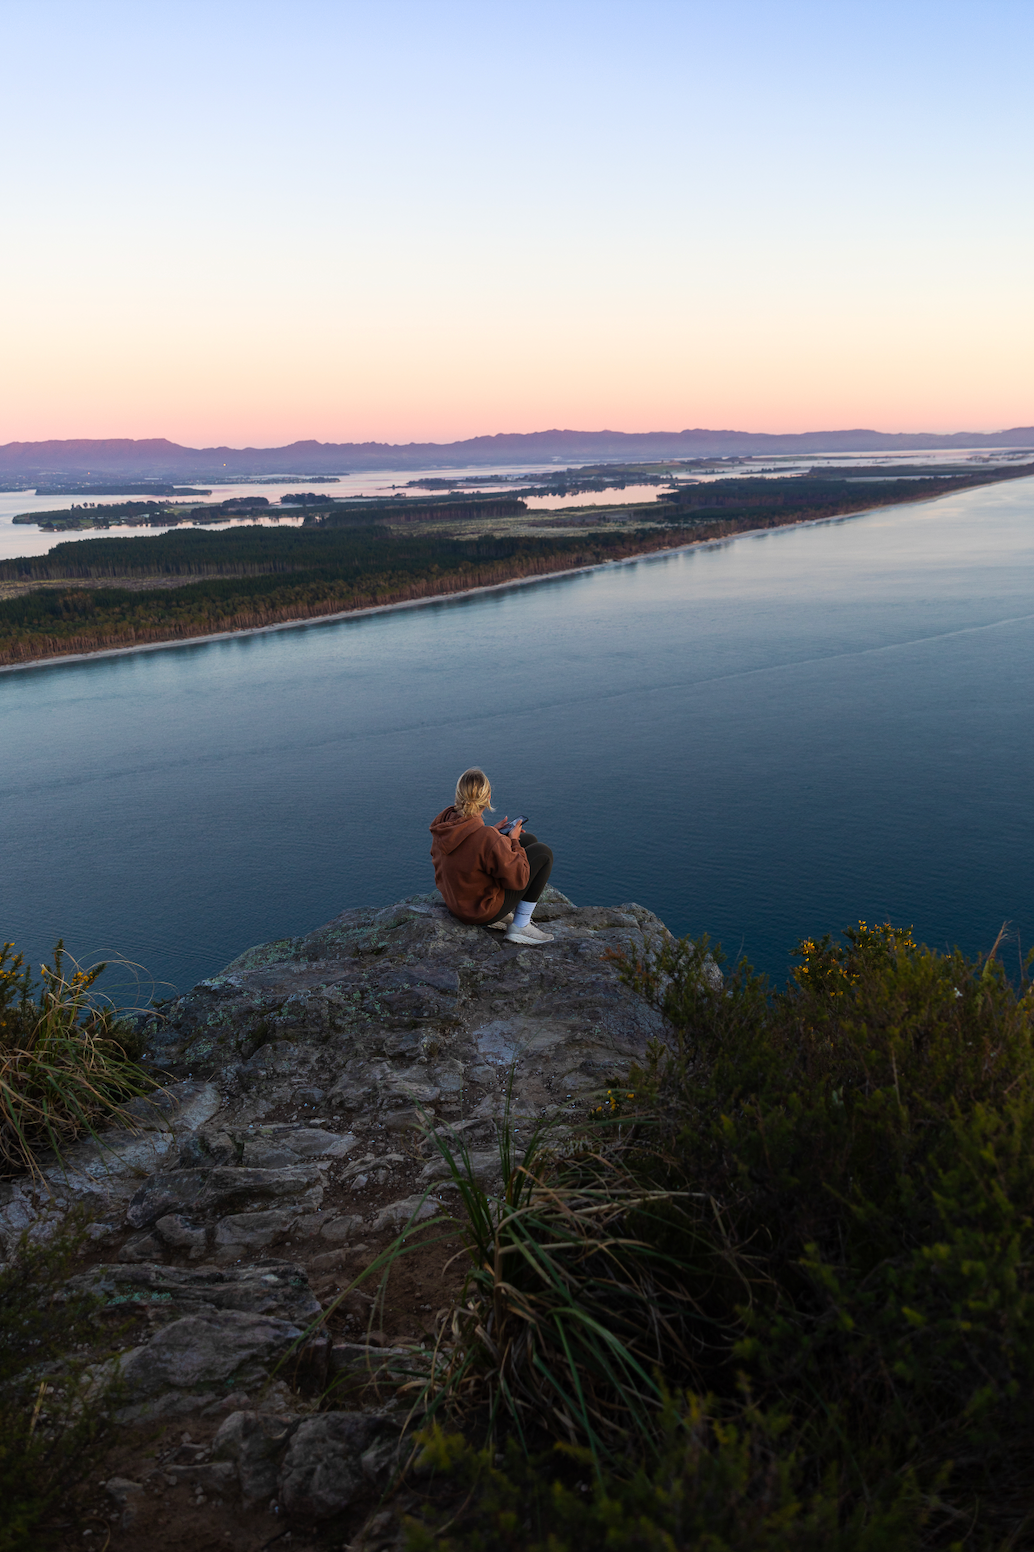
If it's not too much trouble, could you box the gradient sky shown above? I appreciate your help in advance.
[1,0,1031,447]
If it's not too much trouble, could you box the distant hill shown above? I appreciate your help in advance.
[2,426,1033,479]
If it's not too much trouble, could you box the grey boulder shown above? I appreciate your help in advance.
[119,1308,303,1400]
[67,1258,321,1323]
[126,1164,323,1230]
[212,1409,300,1506]
[213,1208,300,1251]
[277,1411,396,1518]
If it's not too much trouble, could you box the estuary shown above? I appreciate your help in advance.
[3,474,1033,995]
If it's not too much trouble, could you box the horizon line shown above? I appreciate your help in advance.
[3,422,1034,455]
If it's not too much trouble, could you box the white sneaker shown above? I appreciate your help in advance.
[486,913,514,931]
[504,922,553,944]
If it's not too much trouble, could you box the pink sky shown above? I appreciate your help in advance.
[1,1,1030,447]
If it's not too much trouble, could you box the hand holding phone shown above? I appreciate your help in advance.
[499,814,528,836]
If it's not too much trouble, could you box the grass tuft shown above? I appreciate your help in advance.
[408,1079,744,1468]
[0,939,158,1177]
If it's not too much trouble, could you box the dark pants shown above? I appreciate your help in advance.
[487,832,553,924]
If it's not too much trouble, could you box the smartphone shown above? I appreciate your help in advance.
[499,814,528,835]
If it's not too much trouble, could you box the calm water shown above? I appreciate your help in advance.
[3,476,1033,999]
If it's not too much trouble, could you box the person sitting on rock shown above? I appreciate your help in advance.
[429,767,554,945]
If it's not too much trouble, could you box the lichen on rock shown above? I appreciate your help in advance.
[142,887,671,1123]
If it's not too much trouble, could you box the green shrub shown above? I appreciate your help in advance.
[403,925,1034,1548]
[0,939,155,1176]
[615,924,1034,1541]
[404,1399,927,1552]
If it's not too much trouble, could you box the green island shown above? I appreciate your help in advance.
[12,491,528,532]
[2,465,1031,667]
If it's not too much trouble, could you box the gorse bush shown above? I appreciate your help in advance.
[405,1399,927,1552]
[406,925,1034,1549]
[0,939,155,1176]
[624,926,1034,1474]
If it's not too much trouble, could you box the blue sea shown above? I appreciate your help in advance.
[3,475,1033,1000]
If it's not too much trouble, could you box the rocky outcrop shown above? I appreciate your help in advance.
[0,887,686,1540]
[143,888,669,1114]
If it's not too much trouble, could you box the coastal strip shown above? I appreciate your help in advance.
[4,467,1032,672]
[0,501,933,674]
[0,542,687,673]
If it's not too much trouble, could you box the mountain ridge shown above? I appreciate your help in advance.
[2,425,1033,477]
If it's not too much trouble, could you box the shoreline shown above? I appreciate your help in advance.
[0,493,977,675]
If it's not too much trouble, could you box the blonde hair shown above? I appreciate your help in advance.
[455,767,494,818]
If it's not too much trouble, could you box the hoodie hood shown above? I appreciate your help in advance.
[429,806,486,855]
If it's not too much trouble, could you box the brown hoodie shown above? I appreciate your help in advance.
[429,806,531,924]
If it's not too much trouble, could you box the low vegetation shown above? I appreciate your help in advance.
[653,467,1034,519]
[13,491,528,532]
[0,946,151,1546]
[0,1223,121,1551]
[408,1099,721,1462]
[402,923,1034,1549]
[0,940,155,1177]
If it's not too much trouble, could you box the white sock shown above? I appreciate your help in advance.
[512,900,535,930]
